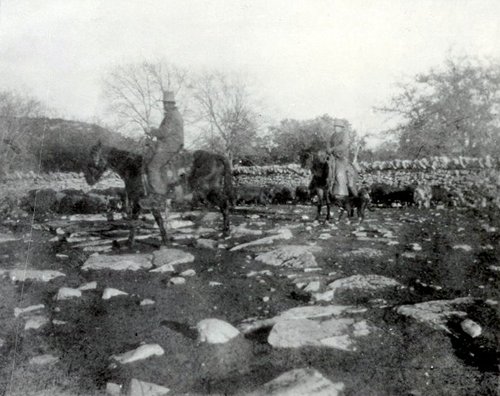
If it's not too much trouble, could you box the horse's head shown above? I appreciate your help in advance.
[299,149,314,169]
[83,141,107,185]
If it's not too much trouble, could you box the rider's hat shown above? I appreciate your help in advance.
[162,90,176,103]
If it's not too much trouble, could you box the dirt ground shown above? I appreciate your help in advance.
[0,203,498,395]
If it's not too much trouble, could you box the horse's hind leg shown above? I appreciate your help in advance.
[220,199,230,234]
[152,208,168,245]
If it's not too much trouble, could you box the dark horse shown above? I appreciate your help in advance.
[83,142,167,245]
[300,148,359,222]
[83,142,234,245]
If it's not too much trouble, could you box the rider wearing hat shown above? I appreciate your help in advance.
[327,119,358,197]
[141,90,184,208]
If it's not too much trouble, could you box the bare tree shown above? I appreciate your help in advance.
[0,90,46,175]
[192,71,261,166]
[102,61,192,137]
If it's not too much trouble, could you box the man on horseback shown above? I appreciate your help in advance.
[140,90,184,209]
[327,119,358,198]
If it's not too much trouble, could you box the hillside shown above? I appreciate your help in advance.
[1,117,139,174]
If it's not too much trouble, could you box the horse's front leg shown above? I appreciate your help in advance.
[325,189,331,222]
[127,202,140,247]
[152,208,168,245]
[315,189,323,221]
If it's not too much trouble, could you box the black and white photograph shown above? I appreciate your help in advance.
[0,1,499,395]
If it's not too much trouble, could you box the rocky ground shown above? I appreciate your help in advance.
[0,203,498,395]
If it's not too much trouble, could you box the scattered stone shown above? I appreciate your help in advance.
[327,275,401,298]
[102,288,128,300]
[55,254,69,260]
[488,265,500,272]
[52,319,67,325]
[461,319,482,338]
[14,304,45,318]
[409,243,422,251]
[263,296,270,302]
[0,269,65,283]
[453,244,473,252]
[246,368,344,396]
[180,269,196,277]
[111,344,164,364]
[318,233,331,240]
[209,281,223,287]
[396,297,475,332]
[140,299,155,306]
[304,281,321,293]
[82,254,153,271]
[402,252,417,259]
[197,318,240,344]
[106,382,122,396]
[79,281,98,290]
[151,248,195,272]
[255,245,321,269]
[128,379,170,396]
[0,338,5,348]
[55,287,82,301]
[196,238,217,249]
[170,277,186,285]
[230,228,293,251]
[29,354,59,365]
[24,315,49,330]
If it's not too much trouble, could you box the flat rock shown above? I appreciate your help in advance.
[327,274,401,297]
[24,315,49,330]
[14,304,45,318]
[102,288,128,300]
[341,248,382,258]
[168,219,195,229]
[79,281,98,290]
[0,232,19,243]
[82,254,153,271]
[112,343,164,364]
[1,269,65,283]
[396,297,475,332]
[69,214,108,222]
[180,269,196,277]
[29,354,59,365]
[268,317,371,351]
[231,224,263,237]
[461,319,482,338]
[246,368,344,396]
[196,238,217,249]
[197,318,240,344]
[55,287,82,300]
[128,379,170,396]
[453,244,473,252]
[106,382,122,396]
[255,245,322,268]
[151,248,195,272]
[230,228,293,251]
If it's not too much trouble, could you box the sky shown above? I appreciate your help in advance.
[1,0,499,145]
